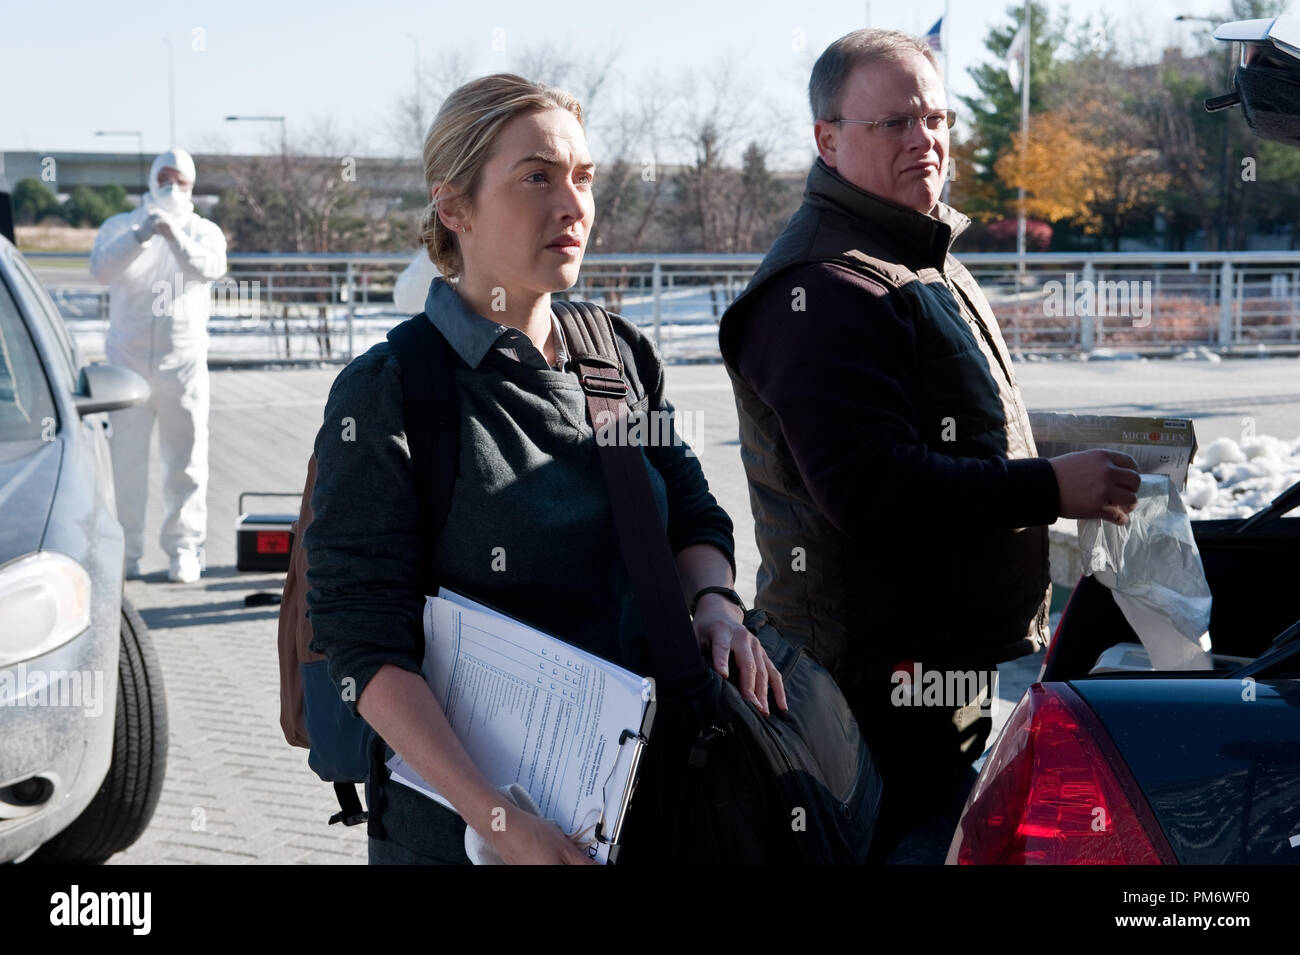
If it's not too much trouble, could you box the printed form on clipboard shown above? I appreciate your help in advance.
[385,588,656,864]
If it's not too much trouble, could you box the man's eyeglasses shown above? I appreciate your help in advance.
[831,110,956,139]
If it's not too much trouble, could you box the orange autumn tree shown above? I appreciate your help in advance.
[996,101,1169,250]
[946,137,1004,221]
[995,109,1102,227]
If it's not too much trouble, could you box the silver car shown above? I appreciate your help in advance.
[0,229,167,863]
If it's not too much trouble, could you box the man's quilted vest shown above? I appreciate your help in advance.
[718,158,1051,682]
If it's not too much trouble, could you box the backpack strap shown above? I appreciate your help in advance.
[550,298,627,385]
[328,782,368,828]
[550,299,713,699]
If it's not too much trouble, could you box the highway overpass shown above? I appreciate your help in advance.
[1,150,424,199]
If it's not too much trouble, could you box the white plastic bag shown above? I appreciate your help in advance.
[1079,473,1214,670]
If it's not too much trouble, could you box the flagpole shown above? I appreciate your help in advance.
[943,0,950,84]
[941,4,951,205]
[1016,2,1031,266]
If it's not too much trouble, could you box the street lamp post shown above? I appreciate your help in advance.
[164,37,176,146]
[95,130,146,196]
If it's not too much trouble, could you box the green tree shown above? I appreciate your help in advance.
[57,184,132,228]
[669,121,728,251]
[60,186,112,227]
[1133,0,1289,249]
[95,183,133,218]
[953,1,1071,221]
[1045,28,1171,250]
[12,178,58,224]
[1222,0,1295,249]
[731,141,786,252]
[1243,140,1300,250]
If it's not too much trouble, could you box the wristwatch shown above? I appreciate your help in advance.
[689,586,747,617]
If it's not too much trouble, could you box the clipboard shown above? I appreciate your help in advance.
[388,587,656,864]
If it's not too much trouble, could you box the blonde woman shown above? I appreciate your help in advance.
[304,74,786,865]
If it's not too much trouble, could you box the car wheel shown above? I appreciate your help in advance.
[29,595,168,864]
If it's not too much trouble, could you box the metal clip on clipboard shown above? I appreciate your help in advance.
[594,686,656,864]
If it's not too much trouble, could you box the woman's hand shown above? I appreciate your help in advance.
[691,595,788,716]
[484,805,599,865]
[359,668,596,866]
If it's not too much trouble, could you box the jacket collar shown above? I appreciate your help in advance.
[805,156,969,269]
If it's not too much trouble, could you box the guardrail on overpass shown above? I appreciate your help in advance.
[29,250,1300,365]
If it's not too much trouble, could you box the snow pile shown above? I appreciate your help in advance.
[1181,434,1300,520]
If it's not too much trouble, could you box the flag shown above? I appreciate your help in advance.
[924,17,943,53]
[1006,24,1026,92]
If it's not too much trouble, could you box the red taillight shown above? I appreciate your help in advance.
[256,530,291,555]
[946,682,1176,865]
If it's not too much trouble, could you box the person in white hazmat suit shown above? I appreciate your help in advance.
[392,247,439,315]
[90,149,227,583]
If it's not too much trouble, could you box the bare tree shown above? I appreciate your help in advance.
[387,48,479,158]
[589,71,670,254]
[508,38,621,127]
[214,118,398,253]
[666,56,761,251]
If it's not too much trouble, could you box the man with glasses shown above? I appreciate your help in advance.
[718,29,1139,861]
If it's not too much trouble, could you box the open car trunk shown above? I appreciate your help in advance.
[1043,479,1300,681]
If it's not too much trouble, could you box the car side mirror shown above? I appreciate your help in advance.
[0,187,14,245]
[75,363,150,416]
[1206,14,1300,146]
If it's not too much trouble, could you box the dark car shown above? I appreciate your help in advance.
[0,225,167,864]
[947,484,1300,864]
[947,12,1300,868]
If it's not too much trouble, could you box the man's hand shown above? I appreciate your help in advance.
[1049,449,1142,525]
[692,595,788,716]
[483,804,598,865]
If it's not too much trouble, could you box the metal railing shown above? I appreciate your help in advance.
[30,250,1300,365]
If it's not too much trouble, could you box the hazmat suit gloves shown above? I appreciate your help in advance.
[91,211,155,283]
[146,207,177,239]
[133,205,178,244]
[134,212,157,243]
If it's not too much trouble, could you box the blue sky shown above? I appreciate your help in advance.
[1,0,1282,169]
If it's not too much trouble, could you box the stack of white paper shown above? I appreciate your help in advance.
[386,589,654,864]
